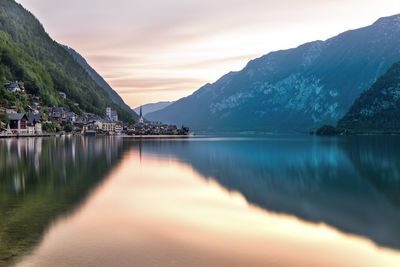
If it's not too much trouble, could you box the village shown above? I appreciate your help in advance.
[0,81,190,137]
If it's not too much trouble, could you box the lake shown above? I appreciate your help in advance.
[1,135,400,267]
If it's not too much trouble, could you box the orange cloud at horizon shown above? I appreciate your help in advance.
[17,0,400,107]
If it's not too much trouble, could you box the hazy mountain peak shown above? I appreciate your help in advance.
[133,101,173,116]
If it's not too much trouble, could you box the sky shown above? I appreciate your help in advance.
[16,0,400,108]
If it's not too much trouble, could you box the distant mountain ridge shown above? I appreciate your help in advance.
[65,47,138,119]
[338,61,400,132]
[133,101,173,116]
[147,14,400,132]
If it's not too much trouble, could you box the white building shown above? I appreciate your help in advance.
[102,122,116,133]
[94,120,103,130]
[35,123,42,135]
[27,126,35,135]
[115,124,123,133]
[111,110,118,122]
[106,107,112,118]
[106,107,118,122]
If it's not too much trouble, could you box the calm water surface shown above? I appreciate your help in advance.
[1,135,400,267]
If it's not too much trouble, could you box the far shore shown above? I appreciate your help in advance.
[122,135,192,139]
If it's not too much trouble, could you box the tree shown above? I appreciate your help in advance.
[316,125,341,136]
[0,112,9,125]
[42,121,59,133]
[64,123,73,133]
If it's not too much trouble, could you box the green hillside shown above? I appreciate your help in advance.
[65,46,138,118]
[338,62,400,132]
[0,0,135,122]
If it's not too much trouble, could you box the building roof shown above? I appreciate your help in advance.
[52,107,65,113]
[4,82,19,89]
[28,114,41,124]
[8,113,26,121]
[52,113,62,118]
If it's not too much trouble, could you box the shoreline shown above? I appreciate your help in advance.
[316,131,400,137]
[2,132,400,139]
[0,133,57,139]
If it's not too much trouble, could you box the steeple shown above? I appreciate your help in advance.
[138,105,144,124]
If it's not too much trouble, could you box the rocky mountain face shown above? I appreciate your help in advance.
[65,47,138,119]
[147,14,400,132]
[338,62,400,132]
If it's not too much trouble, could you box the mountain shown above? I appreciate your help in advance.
[338,61,400,132]
[0,0,135,122]
[65,47,138,119]
[133,101,173,116]
[147,14,400,132]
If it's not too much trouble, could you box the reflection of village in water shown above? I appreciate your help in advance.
[1,137,125,193]
[0,137,129,266]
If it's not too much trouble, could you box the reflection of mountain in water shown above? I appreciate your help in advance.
[0,137,128,266]
[139,136,400,251]
[341,137,400,207]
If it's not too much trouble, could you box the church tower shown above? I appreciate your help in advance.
[138,105,144,124]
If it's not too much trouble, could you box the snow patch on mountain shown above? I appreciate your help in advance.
[210,91,256,113]
[210,73,341,122]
